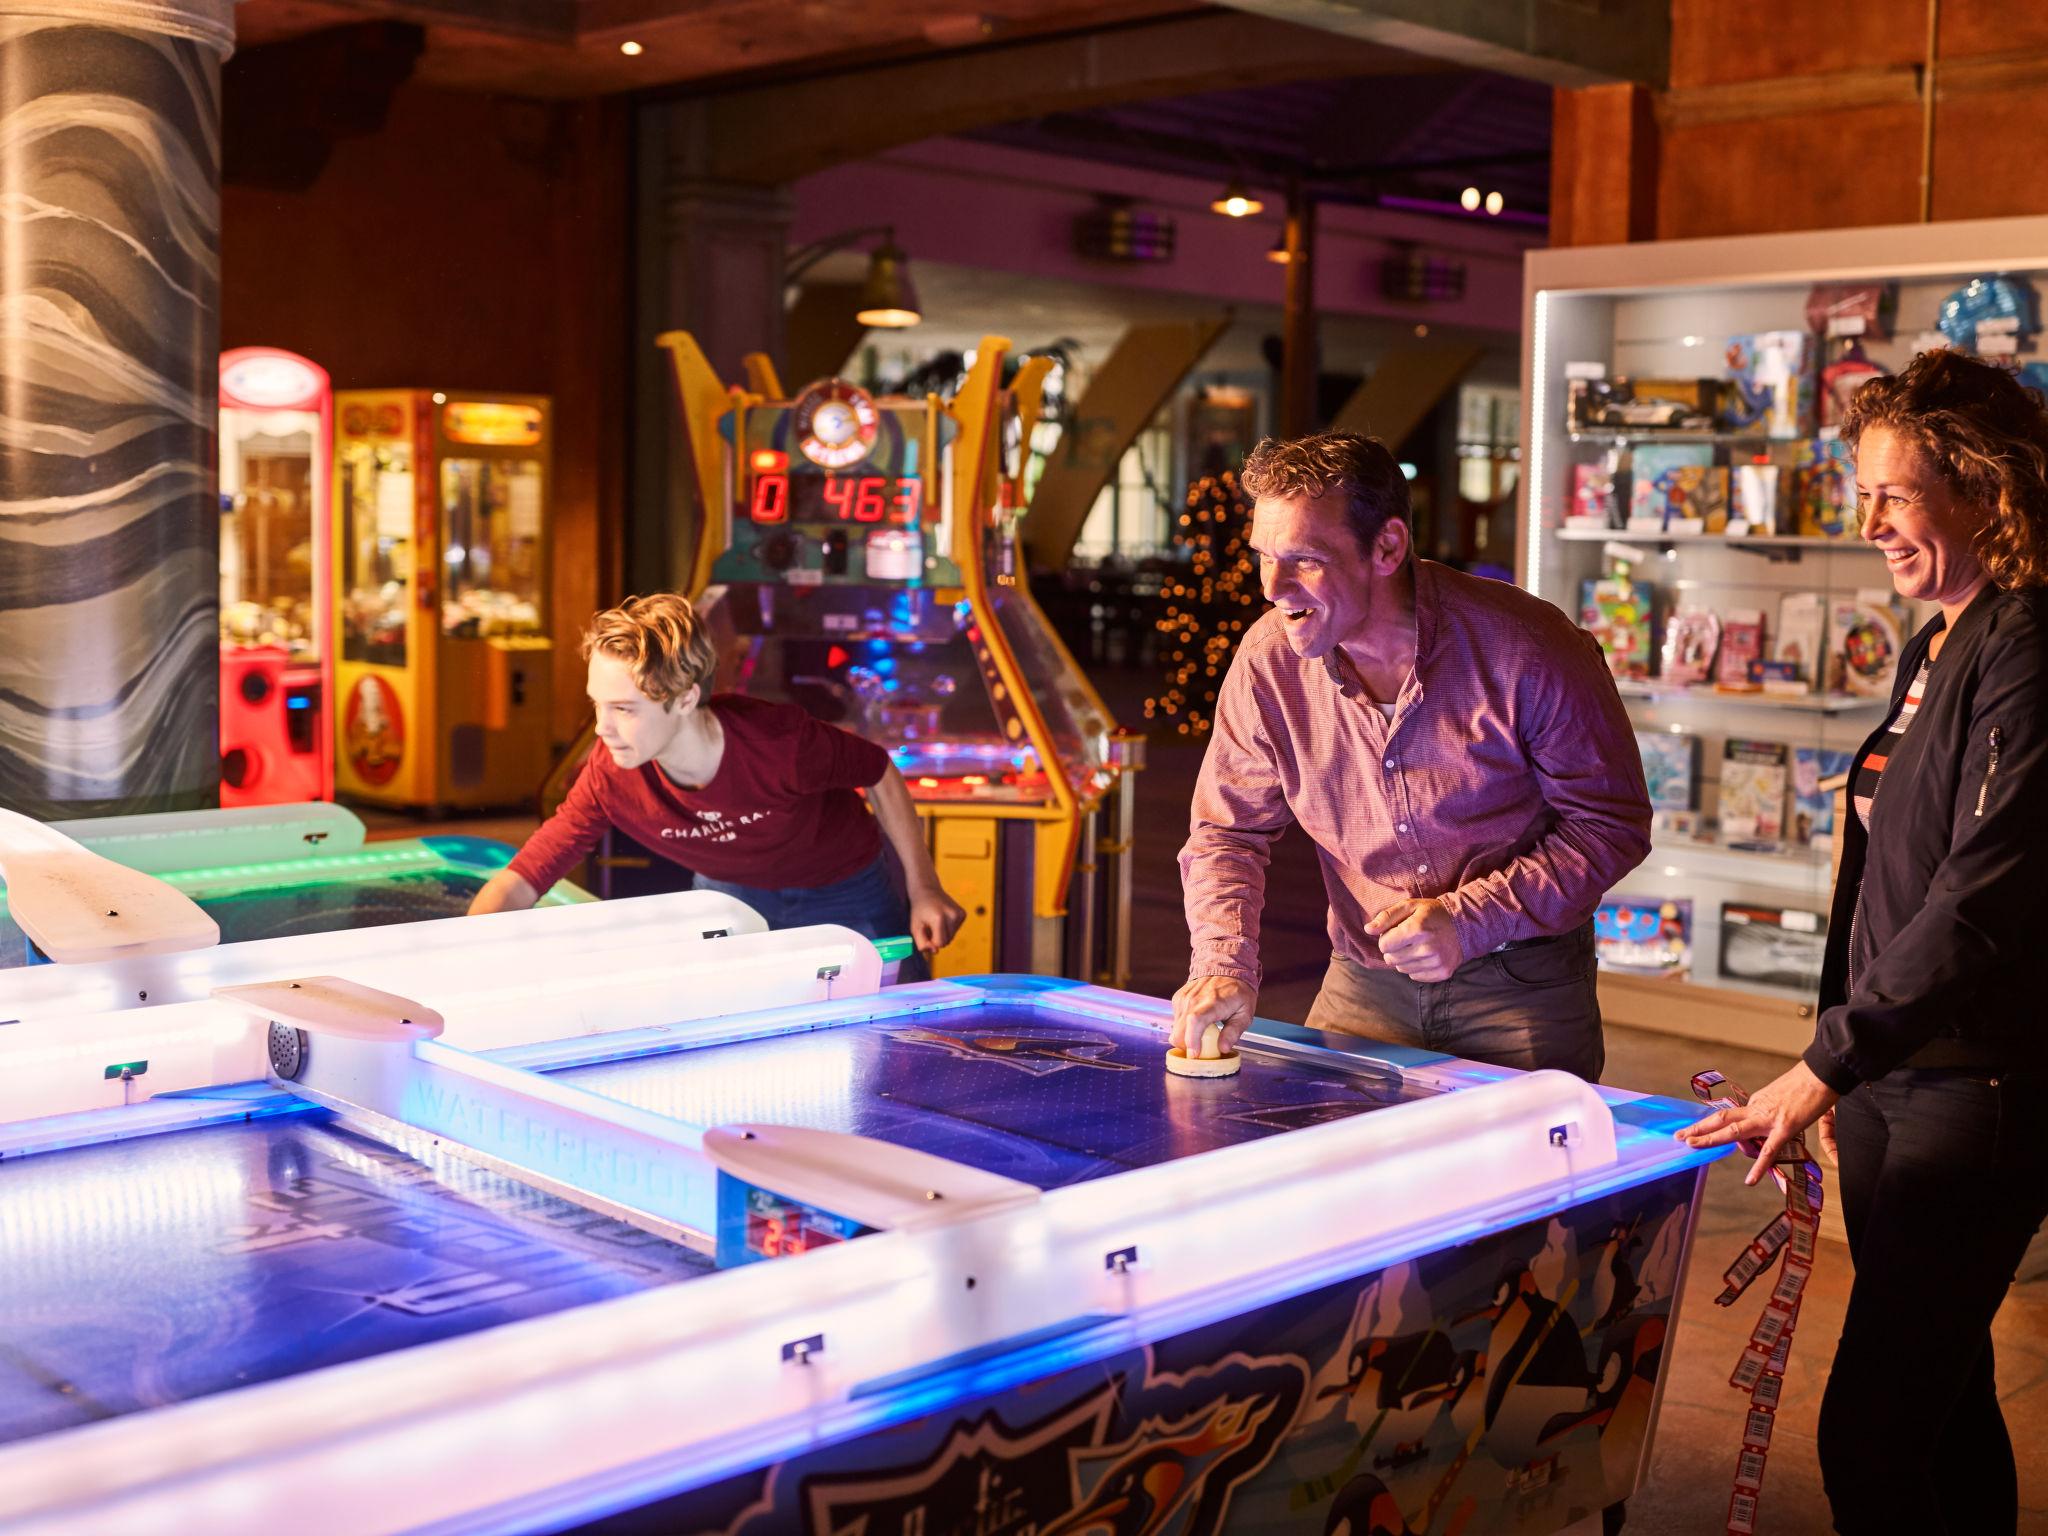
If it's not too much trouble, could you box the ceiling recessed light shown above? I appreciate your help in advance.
[619,39,644,56]
[1484,190,1504,216]
[1460,186,1481,212]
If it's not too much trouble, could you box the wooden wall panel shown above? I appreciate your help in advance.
[1669,0,1926,90]
[1657,103,1922,239]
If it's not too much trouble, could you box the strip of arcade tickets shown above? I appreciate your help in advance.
[1690,1070,1825,1536]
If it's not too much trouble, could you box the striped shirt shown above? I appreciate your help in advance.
[1852,661,1931,829]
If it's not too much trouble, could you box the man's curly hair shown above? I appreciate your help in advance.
[1841,350,2048,590]
[581,593,717,707]
[1239,431,1409,557]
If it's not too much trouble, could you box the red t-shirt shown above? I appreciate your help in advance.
[509,695,890,893]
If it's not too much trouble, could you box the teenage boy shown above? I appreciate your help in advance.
[470,594,966,969]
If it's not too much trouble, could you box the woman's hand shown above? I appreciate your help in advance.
[1817,1107,1839,1168]
[1677,1060,1839,1186]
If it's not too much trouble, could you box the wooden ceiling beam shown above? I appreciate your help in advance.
[697,11,1429,184]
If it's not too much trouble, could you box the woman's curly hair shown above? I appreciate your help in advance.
[1841,349,2048,590]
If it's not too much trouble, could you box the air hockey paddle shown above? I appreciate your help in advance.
[1165,1022,1242,1077]
[0,807,219,963]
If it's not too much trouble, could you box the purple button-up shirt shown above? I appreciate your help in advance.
[1180,559,1651,986]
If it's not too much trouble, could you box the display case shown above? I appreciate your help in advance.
[332,391,554,810]
[1520,217,2048,1047]
[217,348,332,806]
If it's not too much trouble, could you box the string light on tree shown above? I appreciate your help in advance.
[1144,473,1259,736]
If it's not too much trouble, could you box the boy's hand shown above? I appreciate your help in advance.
[909,886,966,956]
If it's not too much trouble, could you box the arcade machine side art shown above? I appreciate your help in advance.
[672,333,1140,982]
[218,348,334,807]
[331,391,555,811]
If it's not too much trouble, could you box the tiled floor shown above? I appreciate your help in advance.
[361,664,2048,1533]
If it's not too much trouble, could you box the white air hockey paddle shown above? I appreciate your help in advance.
[214,976,446,1042]
[0,807,219,963]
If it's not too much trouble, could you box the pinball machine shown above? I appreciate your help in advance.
[654,333,1142,982]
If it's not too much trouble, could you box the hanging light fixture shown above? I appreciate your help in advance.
[1210,179,1263,218]
[854,238,922,328]
[1265,231,1292,264]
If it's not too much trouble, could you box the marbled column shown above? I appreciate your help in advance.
[0,1,233,817]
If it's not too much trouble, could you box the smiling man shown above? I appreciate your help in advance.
[468,594,964,972]
[1172,433,1651,1079]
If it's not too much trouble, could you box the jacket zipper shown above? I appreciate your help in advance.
[1975,725,2003,817]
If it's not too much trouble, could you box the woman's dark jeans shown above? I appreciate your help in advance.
[1819,1066,2048,1533]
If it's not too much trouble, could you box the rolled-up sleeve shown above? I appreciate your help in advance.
[1180,657,1295,988]
[1436,625,1653,956]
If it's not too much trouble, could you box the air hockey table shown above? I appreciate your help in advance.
[0,900,1727,1536]
[0,802,589,968]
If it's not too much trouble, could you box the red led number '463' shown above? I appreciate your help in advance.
[750,474,921,525]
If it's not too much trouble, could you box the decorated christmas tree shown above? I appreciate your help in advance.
[1145,472,1260,737]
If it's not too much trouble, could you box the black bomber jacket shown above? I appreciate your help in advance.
[1804,585,2048,1094]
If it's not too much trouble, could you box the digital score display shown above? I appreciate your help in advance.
[749,473,923,526]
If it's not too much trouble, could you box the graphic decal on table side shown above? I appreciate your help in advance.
[661,1172,1698,1536]
[885,1023,1139,1075]
[697,1353,1306,1536]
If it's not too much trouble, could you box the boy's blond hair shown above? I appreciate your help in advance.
[581,593,717,708]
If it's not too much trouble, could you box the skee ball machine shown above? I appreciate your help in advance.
[331,391,555,810]
[663,333,1141,981]
[217,347,333,806]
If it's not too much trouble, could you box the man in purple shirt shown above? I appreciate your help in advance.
[1172,433,1650,1079]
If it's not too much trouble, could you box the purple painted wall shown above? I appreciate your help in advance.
[791,140,1538,339]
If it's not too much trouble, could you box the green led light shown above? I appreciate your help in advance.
[102,1060,148,1080]
[875,936,915,961]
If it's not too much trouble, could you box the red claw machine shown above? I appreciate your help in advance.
[331,391,554,810]
[218,347,334,806]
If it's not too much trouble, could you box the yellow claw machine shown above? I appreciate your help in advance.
[658,333,1143,982]
[332,391,554,810]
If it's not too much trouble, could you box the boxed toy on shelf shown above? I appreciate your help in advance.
[1596,897,1693,976]
[1719,903,1828,991]
[1637,730,1701,811]
[1581,571,1655,679]
[1721,738,1791,844]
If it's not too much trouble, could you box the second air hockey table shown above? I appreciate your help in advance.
[0,802,589,967]
[0,900,1726,1536]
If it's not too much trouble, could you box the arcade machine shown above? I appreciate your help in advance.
[0,847,1726,1536]
[661,333,1142,982]
[217,347,333,806]
[0,801,589,969]
[332,391,554,811]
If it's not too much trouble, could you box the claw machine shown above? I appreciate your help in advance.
[332,391,554,810]
[218,347,333,806]
[662,334,1142,982]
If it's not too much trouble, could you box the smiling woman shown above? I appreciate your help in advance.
[1680,350,2048,1536]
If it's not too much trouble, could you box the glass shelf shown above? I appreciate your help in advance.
[1555,527,1873,551]
[1615,680,1887,714]
[1644,833,1830,894]
[1566,428,1788,445]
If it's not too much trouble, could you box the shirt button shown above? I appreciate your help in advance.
[1417,862,1429,874]
[1384,758,1396,770]
[1397,822,1409,834]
